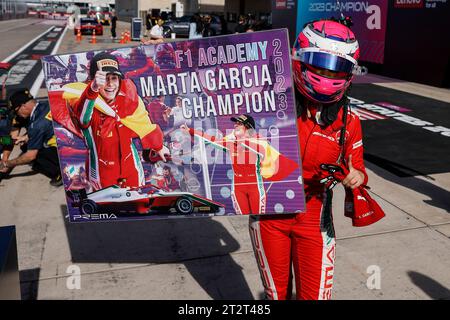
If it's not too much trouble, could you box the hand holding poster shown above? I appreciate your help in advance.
[42,29,305,222]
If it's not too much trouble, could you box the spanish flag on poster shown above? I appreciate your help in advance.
[191,129,299,183]
[251,138,299,182]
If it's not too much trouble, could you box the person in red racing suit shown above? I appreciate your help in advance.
[249,19,368,300]
[181,114,267,214]
[67,52,167,191]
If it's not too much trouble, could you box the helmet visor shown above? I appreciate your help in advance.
[304,63,350,80]
[293,42,356,74]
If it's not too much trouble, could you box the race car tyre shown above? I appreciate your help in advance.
[81,199,98,215]
[175,197,193,215]
[213,206,225,215]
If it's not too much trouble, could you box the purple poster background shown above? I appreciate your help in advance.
[42,29,305,222]
[296,0,389,63]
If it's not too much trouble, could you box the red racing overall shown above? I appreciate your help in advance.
[189,128,266,214]
[249,106,368,300]
[71,80,163,190]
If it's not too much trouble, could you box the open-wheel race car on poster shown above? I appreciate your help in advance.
[66,184,225,216]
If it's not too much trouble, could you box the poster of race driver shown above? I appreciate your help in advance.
[41,29,305,222]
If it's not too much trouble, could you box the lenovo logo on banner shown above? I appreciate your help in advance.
[275,0,287,9]
[394,0,424,8]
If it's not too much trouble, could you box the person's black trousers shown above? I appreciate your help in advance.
[32,147,60,179]
[111,27,116,38]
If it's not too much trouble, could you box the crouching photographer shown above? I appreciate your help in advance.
[0,89,62,186]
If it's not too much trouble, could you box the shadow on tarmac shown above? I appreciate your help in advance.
[1,170,38,180]
[60,205,254,299]
[408,271,450,300]
[19,268,40,300]
[365,160,450,213]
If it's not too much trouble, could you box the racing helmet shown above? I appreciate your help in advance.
[292,19,360,104]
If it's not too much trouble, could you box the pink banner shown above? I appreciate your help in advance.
[298,0,389,63]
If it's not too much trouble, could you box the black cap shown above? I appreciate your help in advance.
[89,52,123,79]
[9,89,33,110]
[230,114,256,130]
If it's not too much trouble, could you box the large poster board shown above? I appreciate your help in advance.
[42,29,305,222]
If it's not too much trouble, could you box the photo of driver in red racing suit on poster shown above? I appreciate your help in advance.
[61,52,169,191]
[181,114,298,215]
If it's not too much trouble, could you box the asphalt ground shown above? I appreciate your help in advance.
[1,25,66,96]
[0,19,52,62]
[0,18,449,300]
[349,83,450,176]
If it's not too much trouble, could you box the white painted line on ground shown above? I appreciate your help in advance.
[355,110,371,120]
[29,71,45,98]
[0,19,41,33]
[30,26,68,97]
[1,26,54,63]
[355,109,382,120]
[358,115,371,121]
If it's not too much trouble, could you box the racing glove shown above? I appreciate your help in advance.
[320,163,386,227]
[319,163,349,190]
